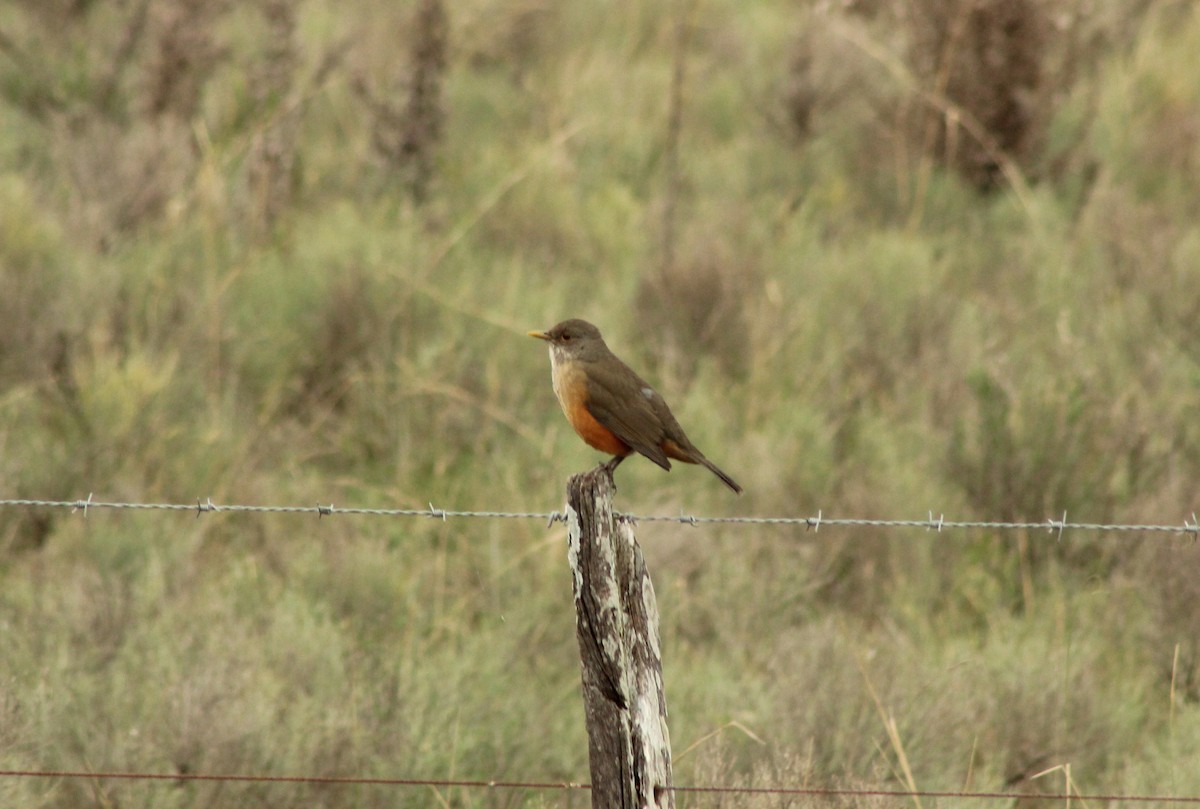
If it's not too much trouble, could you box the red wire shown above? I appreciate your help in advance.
[3,770,1199,803]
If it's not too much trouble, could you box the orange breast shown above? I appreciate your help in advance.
[551,357,631,457]
[565,398,631,456]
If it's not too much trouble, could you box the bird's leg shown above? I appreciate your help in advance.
[601,454,626,473]
[599,454,626,487]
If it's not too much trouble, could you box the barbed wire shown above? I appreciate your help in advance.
[2,769,1199,803]
[1,497,1198,539]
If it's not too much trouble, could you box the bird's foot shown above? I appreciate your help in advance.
[598,455,625,489]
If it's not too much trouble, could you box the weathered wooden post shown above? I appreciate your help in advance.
[565,467,674,809]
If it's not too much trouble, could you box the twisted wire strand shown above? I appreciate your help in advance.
[1,498,1196,537]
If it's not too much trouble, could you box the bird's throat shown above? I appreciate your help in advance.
[548,347,582,414]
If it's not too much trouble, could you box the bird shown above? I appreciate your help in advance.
[528,319,742,494]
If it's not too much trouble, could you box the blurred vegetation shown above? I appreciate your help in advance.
[1,0,1199,806]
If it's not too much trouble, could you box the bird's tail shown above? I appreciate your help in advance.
[700,458,743,495]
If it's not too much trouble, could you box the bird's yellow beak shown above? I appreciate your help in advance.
[527,330,550,341]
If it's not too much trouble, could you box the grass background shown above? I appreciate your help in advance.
[2,0,1199,806]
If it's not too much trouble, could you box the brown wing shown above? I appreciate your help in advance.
[582,358,673,471]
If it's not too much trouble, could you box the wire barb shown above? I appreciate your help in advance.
[1049,510,1067,541]
[72,492,94,517]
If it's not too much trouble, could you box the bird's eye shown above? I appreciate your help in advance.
[562,333,572,341]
